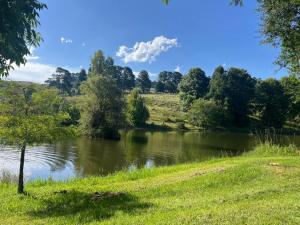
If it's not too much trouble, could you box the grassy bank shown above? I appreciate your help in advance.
[1,144,300,224]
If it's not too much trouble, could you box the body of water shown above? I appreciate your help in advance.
[0,130,299,181]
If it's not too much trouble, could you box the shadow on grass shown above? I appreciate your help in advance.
[30,191,152,223]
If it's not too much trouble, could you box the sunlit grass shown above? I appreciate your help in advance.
[1,144,300,224]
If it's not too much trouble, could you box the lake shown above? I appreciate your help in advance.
[0,130,299,181]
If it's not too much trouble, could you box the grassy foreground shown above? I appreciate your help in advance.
[1,145,300,225]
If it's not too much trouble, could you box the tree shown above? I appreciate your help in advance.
[255,78,290,128]
[45,67,73,96]
[136,70,152,93]
[157,71,182,93]
[78,69,87,83]
[127,88,150,127]
[208,67,256,126]
[0,0,47,77]
[80,75,125,139]
[0,82,74,194]
[280,75,300,120]
[89,50,107,75]
[188,99,227,129]
[155,81,165,93]
[178,68,210,109]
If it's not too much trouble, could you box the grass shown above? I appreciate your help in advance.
[141,93,194,130]
[1,144,300,224]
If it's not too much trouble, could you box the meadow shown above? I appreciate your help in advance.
[1,144,300,225]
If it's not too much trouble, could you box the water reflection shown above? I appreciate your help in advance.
[0,130,299,181]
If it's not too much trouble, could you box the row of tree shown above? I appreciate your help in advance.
[181,66,300,129]
[45,51,187,96]
[45,51,154,96]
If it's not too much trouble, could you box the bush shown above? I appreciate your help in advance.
[188,99,227,129]
[127,88,150,127]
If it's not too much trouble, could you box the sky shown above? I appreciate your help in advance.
[8,0,287,83]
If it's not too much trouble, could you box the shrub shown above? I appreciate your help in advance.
[127,88,150,127]
[188,99,227,129]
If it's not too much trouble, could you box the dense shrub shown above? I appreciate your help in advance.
[188,99,227,129]
[127,88,150,127]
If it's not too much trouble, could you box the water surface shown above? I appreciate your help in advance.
[0,130,299,181]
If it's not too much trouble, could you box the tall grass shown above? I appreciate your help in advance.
[0,169,18,184]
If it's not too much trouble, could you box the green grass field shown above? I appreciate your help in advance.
[1,144,300,225]
[142,93,193,129]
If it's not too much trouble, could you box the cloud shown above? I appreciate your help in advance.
[60,37,73,44]
[82,42,86,47]
[7,62,57,83]
[7,62,81,84]
[116,36,178,63]
[175,66,181,73]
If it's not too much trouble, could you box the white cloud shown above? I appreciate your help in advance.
[7,62,81,84]
[175,66,181,73]
[116,36,178,63]
[7,62,57,83]
[60,37,73,44]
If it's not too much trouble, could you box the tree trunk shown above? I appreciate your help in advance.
[18,144,26,194]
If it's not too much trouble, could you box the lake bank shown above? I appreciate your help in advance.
[1,144,300,224]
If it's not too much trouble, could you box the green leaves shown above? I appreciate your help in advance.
[0,81,77,146]
[127,88,150,127]
[0,0,47,76]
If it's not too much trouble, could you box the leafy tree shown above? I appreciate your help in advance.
[45,67,73,96]
[80,75,125,139]
[88,50,136,91]
[280,75,300,120]
[89,50,107,75]
[208,66,256,126]
[157,71,182,93]
[155,81,165,93]
[0,0,47,76]
[78,69,87,83]
[127,88,150,127]
[188,99,227,129]
[255,78,290,128]
[0,82,74,194]
[178,68,210,109]
[236,0,300,74]
[122,67,136,91]
[136,70,151,93]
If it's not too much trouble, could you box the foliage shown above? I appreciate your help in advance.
[178,68,210,109]
[45,68,87,96]
[157,71,182,93]
[0,0,47,76]
[280,75,300,120]
[89,50,135,91]
[188,99,227,129]
[255,78,290,128]
[80,75,125,139]
[208,66,256,126]
[127,88,150,127]
[136,70,152,93]
[255,0,300,74]
[0,81,75,193]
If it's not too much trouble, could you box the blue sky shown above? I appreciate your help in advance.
[9,0,287,83]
